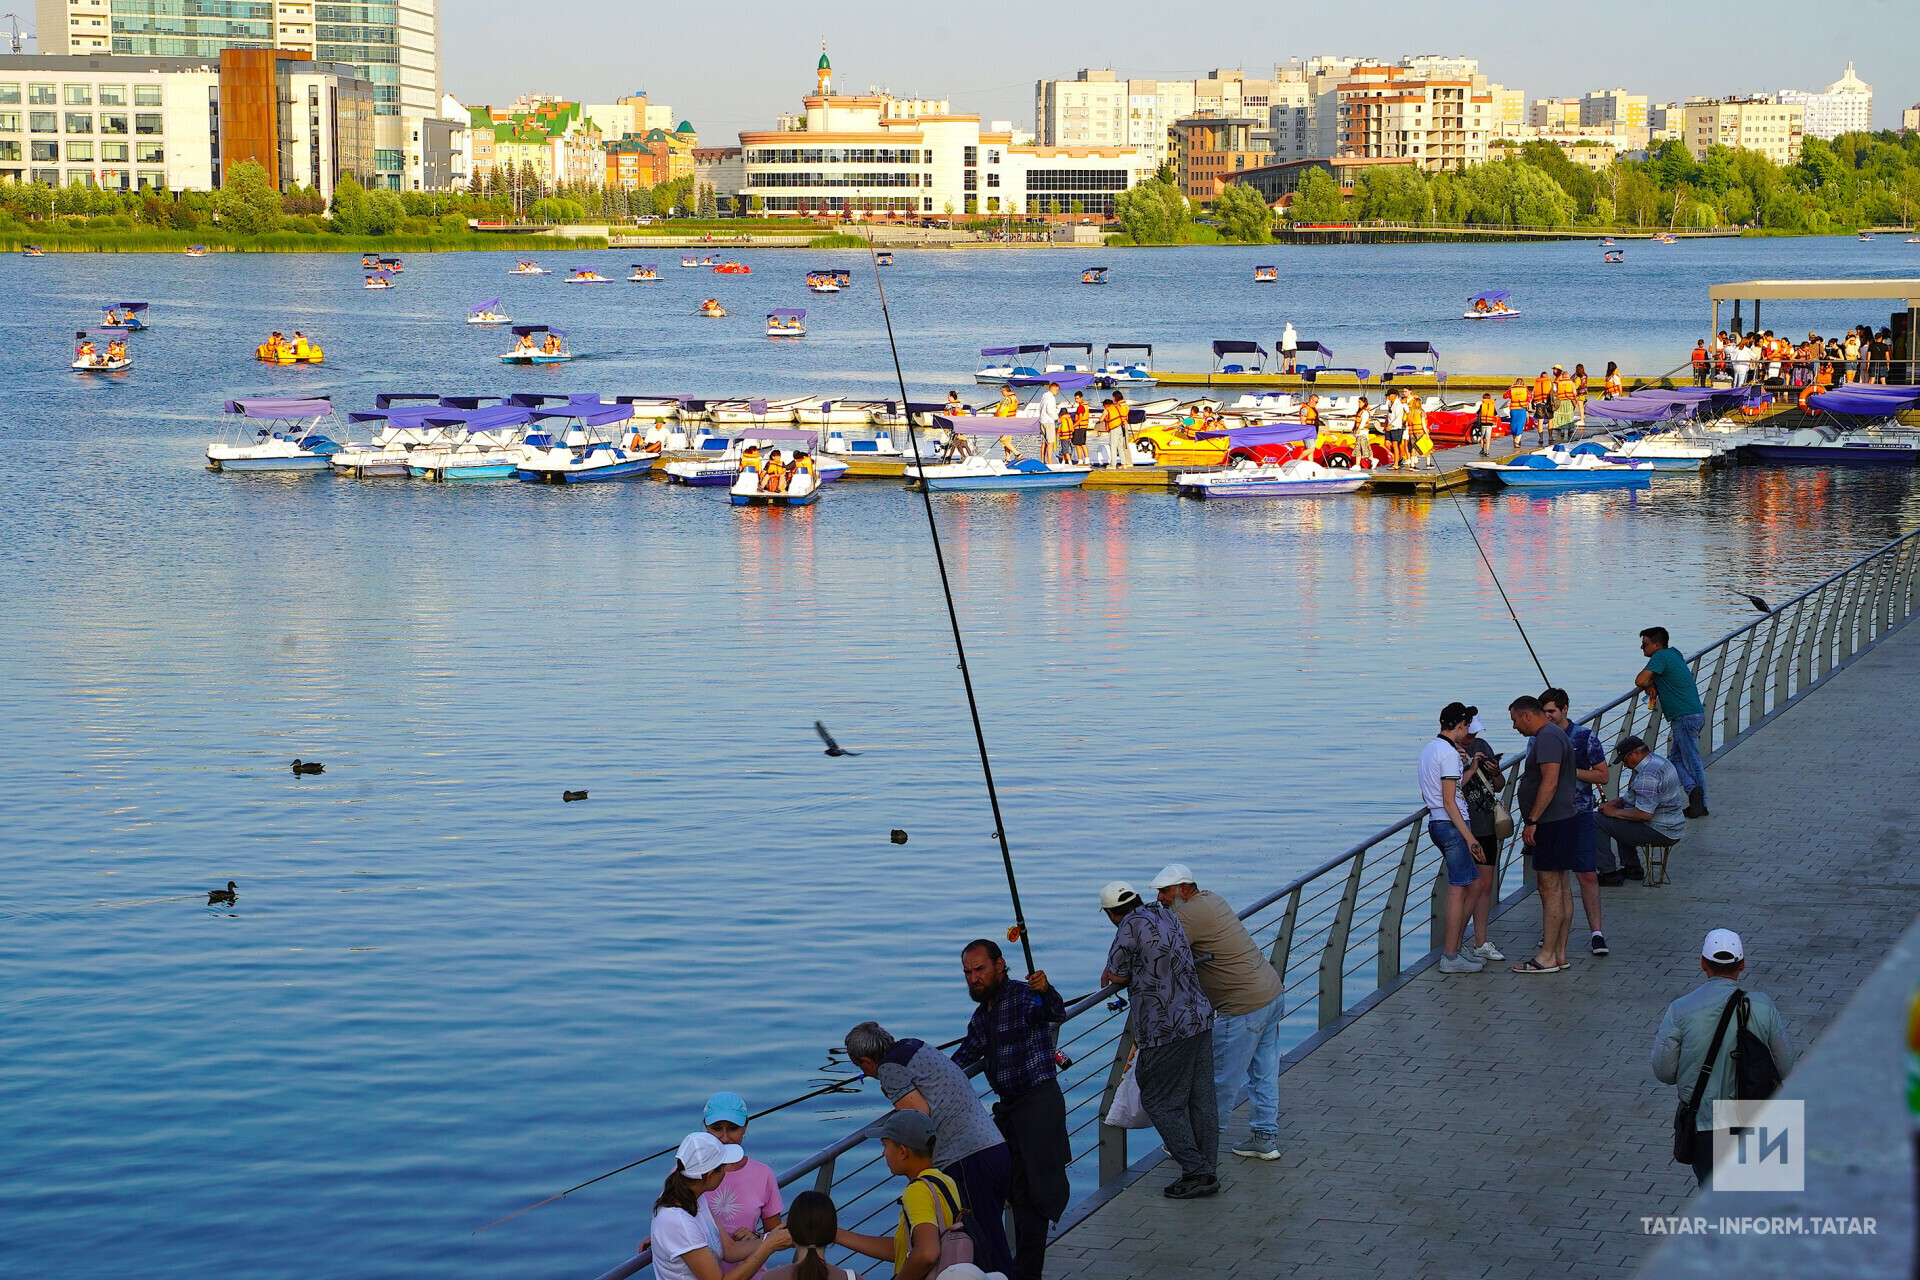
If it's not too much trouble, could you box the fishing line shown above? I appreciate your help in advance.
[1440,441,1552,688]
[864,235,1036,974]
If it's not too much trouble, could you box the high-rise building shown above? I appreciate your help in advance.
[1529,97,1580,129]
[1681,97,1805,164]
[1333,63,1493,172]
[1905,102,1920,135]
[1486,85,1527,136]
[1579,88,1648,129]
[1034,69,1197,172]
[1169,113,1266,200]
[1776,62,1872,140]
[36,0,441,190]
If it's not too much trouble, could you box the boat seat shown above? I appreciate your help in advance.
[850,440,880,453]
[696,437,730,452]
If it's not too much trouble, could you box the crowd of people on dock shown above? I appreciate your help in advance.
[1692,325,1903,389]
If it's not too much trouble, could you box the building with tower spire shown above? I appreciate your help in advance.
[1777,62,1873,141]
[817,43,832,96]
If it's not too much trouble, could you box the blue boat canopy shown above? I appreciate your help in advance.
[224,397,333,417]
[384,406,468,430]
[103,301,149,312]
[463,405,535,432]
[1384,341,1437,359]
[1293,341,1332,359]
[510,324,565,337]
[1212,340,1268,357]
[935,414,1045,435]
[471,297,502,312]
[1105,343,1152,356]
[76,328,126,339]
[530,403,635,427]
[375,393,441,409]
[1045,342,1093,353]
[1009,370,1097,390]
[768,308,807,319]
[377,257,401,264]
[1253,264,1277,271]
[509,393,565,407]
[1808,386,1920,415]
[980,346,1018,357]
[438,395,503,409]
[1197,423,1317,446]
[1468,290,1510,304]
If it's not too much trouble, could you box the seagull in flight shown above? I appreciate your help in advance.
[815,722,861,757]
[1738,591,1770,614]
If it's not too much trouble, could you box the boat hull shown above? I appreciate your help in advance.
[731,488,820,506]
[332,457,412,477]
[1185,477,1367,498]
[1741,443,1919,467]
[1483,470,1651,488]
[515,457,657,483]
[914,468,1090,492]
[501,353,572,364]
[206,453,333,473]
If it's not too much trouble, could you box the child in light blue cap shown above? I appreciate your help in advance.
[701,1091,785,1277]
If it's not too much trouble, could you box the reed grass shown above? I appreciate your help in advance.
[0,231,605,253]
[807,233,872,249]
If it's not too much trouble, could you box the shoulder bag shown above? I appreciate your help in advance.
[1731,995,1783,1100]
[1673,990,1742,1164]
[915,1172,974,1276]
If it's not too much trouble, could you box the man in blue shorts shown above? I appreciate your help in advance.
[1508,695,1588,973]
[1418,701,1487,974]
[1540,688,1612,957]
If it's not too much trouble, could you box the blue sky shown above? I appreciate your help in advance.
[444,0,1916,138]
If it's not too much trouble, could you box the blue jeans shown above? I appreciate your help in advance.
[1667,712,1706,801]
[1212,996,1284,1137]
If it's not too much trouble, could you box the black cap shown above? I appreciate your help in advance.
[1612,735,1648,762]
[1440,701,1471,730]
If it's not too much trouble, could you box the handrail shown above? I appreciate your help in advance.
[591,524,1920,1280]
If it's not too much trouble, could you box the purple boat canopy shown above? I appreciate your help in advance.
[368,269,395,279]
[438,395,504,409]
[511,323,566,338]
[1212,340,1267,357]
[1197,423,1317,446]
[731,427,819,442]
[1008,370,1097,390]
[102,301,149,312]
[1384,341,1436,359]
[462,405,535,432]
[1293,341,1332,360]
[375,393,441,409]
[224,397,334,418]
[1468,290,1510,304]
[530,403,636,428]
[470,297,502,312]
[1808,385,1920,415]
[768,308,807,319]
[935,414,1044,435]
[1045,341,1093,353]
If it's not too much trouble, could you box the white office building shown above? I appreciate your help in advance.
[1776,63,1872,141]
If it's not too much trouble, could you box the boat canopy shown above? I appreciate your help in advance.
[438,395,504,409]
[1045,342,1093,354]
[768,308,807,319]
[1582,395,1690,423]
[385,406,469,431]
[1213,340,1267,357]
[1808,385,1920,414]
[76,329,126,339]
[935,414,1045,435]
[1253,264,1277,272]
[224,397,333,418]
[470,297,502,312]
[731,427,819,442]
[511,324,566,337]
[1008,370,1097,390]
[1293,341,1332,361]
[1384,341,1437,360]
[1084,265,1108,273]
[461,405,535,432]
[368,269,394,279]
[979,345,1045,358]
[632,263,657,269]
[1468,290,1510,304]
[530,403,636,427]
[103,301,149,313]
[375,393,441,409]
[1105,343,1152,358]
[378,257,401,265]
[1197,423,1317,446]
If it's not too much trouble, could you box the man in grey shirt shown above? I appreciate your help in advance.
[1597,735,1688,885]
[1100,880,1218,1198]
[1651,928,1797,1187]
[845,1021,1014,1273]
[1509,695,1585,974]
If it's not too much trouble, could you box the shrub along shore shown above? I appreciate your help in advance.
[0,229,602,253]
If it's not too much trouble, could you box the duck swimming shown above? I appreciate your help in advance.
[562,790,588,802]
[291,759,324,774]
[208,880,237,906]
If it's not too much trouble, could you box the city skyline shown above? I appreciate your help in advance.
[439,0,1918,138]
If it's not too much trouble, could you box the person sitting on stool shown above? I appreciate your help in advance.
[1596,735,1688,884]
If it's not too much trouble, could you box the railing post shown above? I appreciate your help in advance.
[1317,853,1367,1028]
[1268,885,1301,995]
[812,1155,837,1196]
[1498,763,1531,896]
[1697,644,1729,753]
[1720,628,1754,747]
[1784,597,1810,705]
[1868,550,1894,642]
[1755,610,1783,722]
[1809,584,1838,683]
[1378,822,1422,987]
[1428,853,1449,954]
[1097,1025,1136,1185]
[1902,539,1920,623]
[1839,560,1868,662]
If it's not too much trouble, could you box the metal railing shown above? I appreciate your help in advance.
[592,526,1920,1280]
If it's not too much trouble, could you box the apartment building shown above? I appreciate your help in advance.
[1682,96,1805,163]
[1169,114,1266,200]
[1579,88,1648,129]
[1529,97,1580,129]
[755,50,1147,217]
[1776,63,1872,141]
[1334,63,1492,172]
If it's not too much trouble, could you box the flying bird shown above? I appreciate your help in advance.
[563,790,588,803]
[290,759,324,774]
[814,722,860,757]
[1738,592,1771,614]
[207,881,237,906]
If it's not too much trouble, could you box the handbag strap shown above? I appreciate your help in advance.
[1685,989,1744,1118]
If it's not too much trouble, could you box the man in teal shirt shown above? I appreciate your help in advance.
[1634,627,1708,817]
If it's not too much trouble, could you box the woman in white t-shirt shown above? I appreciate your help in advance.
[651,1133,793,1280]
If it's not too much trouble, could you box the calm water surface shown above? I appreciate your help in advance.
[3,238,1918,1280]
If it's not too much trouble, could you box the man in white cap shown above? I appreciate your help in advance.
[1151,862,1285,1161]
[1099,880,1218,1198]
[1650,928,1798,1187]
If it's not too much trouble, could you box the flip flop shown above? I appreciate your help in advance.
[1511,959,1564,974]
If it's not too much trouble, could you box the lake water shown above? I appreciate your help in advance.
[4,237,1919,1280]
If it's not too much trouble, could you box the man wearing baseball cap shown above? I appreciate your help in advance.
[1152,861,1285,1162]
[1596,735,1687,885]
[1099,880,1218,1198]
[1650,928,1798,1187]
[834,1109,965,1280]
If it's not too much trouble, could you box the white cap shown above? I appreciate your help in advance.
[1702,928,1744,963]
[676,1131,743,1178]
[1468,714,1486,736]
[1150,863,1197,890]
[1099,881,1140,910]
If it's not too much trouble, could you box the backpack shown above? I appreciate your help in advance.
[914,1172,974,1276]
[1731,994,1783,1101]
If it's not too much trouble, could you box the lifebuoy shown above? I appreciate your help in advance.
[1325,452,1353,470]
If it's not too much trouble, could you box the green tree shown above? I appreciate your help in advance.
[213,160,283,234]
[1111,176,1190,243]
[1069,198,1084,215]
[696,182,717,217]
[529,195,583,223]
[1211,181,1274,242]
[1352,165,1432,221]
[366,188,405,235]
[1287,167,1345,223]
[330,173,371,234]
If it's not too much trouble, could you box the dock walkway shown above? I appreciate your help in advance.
[1046,615,1920,1280]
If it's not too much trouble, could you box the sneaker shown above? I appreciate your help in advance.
[1190,1174,1221,1198]
[1164,1173,1215,1199]
[1596,871,1626,887]
[1590,932,1610,957]
[1685,787,1709,818]
[1470,940,1506,962]
[1438,952,1484,974]
[1622,866,1645,881]
[1232,1134,1281,1161]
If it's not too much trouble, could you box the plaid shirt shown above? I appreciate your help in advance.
[950,978,1066,1100]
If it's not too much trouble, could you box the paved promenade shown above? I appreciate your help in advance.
[1047,616,1920,1280]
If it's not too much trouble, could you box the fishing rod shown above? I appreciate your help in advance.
[865,234,1035,974]
[1442,422,1552,688]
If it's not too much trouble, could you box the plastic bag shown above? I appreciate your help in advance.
[1103,1054,1153,1129]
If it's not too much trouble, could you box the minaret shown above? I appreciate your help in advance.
[817,41,833,96]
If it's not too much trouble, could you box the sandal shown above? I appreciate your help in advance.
[1511,959,1564,974]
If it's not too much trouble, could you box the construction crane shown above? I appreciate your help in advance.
[2,14,29,54]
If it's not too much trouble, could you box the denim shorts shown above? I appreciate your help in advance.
[1429,819,1480,887]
